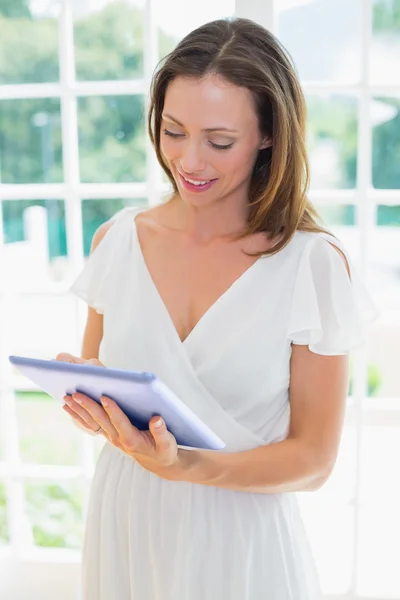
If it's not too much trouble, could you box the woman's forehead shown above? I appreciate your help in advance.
[163,75,258,129]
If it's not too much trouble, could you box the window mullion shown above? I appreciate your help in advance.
[59,0,84,273]
[73,80,146,96]
[357,2,375,277]
[350,0,375,596]
[0,293,30,552]
[145,0,163,207]
[58,1,97,527]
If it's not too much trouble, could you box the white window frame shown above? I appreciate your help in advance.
[0,1,398,599]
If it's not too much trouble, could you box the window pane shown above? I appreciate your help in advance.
[24,480,84,549]
[0,1,59,84]
[81,198,148,256]
[0,481,9,546]
[365,317,400,399]
[365,213,400,401]
[2,201,67,284]
[16,391,82,466]
[378,204,400,226]
[307,95,358,189]
[74,0,145,81]
[370,210,400,311]
[315,204,356,227]
[372,96,400,189]
[156,0,235,60]
[0,99,63,184]
[2,200,67,265]
[276,0,362,83]
[371,0,400,84]
[77,95,145,183]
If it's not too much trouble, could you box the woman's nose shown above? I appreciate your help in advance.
[179,141,206,173]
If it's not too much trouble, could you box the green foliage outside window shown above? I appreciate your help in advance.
[348,362,383,397]
[0,391,106,548]
[373,0,400,32]
[25,481,85,549]
[74,2,144,81]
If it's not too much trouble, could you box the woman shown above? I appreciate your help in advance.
[59,17,378,600]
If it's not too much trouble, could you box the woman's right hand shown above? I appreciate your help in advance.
[55,352,106,435]
[55,352,104,367]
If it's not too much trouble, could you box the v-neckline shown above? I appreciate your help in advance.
[131,213,268,346]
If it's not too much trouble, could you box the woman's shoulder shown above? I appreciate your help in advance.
[273,229,338,259]
[90,219,115,254]
[91,205,149,247]
[292,228,339,246]
[287,229,351,280]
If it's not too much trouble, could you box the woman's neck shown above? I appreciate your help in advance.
[166,193,249,243]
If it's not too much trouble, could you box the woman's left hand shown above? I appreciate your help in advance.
[63,392,182,480]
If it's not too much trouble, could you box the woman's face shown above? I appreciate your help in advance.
[160,74,271,209]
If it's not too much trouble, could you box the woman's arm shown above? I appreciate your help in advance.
[81,219,116,359]
[59,219,114,433]
[176,345,349,494]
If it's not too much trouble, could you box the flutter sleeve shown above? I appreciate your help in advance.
[69,208,130,314]
[286,235,380,355]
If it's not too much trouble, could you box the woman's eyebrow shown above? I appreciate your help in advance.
[162,113,238,133]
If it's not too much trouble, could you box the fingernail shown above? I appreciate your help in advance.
[154,418,163,429]
[73,395,83,404]
[100,397,108,407]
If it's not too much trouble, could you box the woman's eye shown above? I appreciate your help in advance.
[210,142,234,151]
[163,128,233,150]
[163,128,184,138]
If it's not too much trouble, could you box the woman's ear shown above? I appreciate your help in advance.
[259,136,273,150]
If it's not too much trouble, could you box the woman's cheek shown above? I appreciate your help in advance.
[159,138,177,162]
[216,150,242,176]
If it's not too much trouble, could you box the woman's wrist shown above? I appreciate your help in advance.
[173,448,204,482]
[173,448,220,484]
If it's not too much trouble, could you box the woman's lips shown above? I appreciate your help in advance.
[177,171,217,193]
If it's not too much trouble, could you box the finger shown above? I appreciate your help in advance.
[64,395,102,430]
[56,353,86,364]
[149,417,172,452]
[62,403,100,433]
[86,358,104,367]
[100,396,142,447]
[73,393,119,441]
[55,353,104,367]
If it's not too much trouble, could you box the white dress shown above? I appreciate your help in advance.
[70,206,379,600]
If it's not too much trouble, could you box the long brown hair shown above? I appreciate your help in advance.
[148,17,332,256]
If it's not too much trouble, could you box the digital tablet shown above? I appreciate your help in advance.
[8,355,225,450]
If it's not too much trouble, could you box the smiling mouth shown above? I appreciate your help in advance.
[178,172,214,186]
